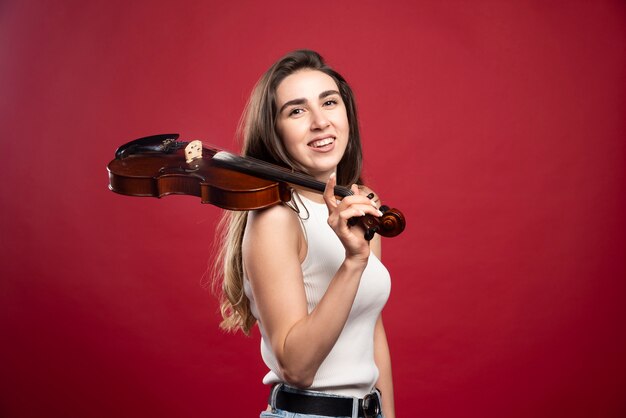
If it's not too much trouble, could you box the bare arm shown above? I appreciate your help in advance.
[243,175,382,387]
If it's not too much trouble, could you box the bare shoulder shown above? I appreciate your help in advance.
[247,203,301,232]
[244,203,303,255]
[358,185,382,208]
[243,203,307,297]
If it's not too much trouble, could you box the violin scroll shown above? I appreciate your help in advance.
[378,206,406,238]
[349,205,406,241]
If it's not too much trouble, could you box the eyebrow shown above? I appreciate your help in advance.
[278,90,341,114]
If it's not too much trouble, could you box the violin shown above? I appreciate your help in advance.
[107,134,405,240]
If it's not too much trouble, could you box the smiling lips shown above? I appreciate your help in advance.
[308,136,335,149]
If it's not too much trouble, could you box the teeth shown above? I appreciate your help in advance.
[310,138,334,148]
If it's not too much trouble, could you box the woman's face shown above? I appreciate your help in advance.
[275,69,349,182]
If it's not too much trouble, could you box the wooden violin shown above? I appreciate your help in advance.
[107,134,405,240]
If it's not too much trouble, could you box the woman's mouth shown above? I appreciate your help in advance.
[308,137,335,149]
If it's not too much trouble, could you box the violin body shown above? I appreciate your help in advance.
[107,134,405,239]
[109,151,292,211]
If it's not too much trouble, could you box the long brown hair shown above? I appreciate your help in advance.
[215,50,364,334]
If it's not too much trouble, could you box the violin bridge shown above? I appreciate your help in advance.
[185,139,202,164]
[185,140,203,163]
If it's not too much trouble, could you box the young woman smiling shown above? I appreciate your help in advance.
[215,50,395,418]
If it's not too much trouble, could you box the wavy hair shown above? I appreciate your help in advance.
[214,50,364,334]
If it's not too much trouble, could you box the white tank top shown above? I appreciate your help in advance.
[243,193,391,397]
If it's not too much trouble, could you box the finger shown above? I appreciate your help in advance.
[323,172,338,209]
[339,194,380,211]
[338,205,383,221]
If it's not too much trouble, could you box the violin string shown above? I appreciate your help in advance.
[247,154,351,195]
[191,140,354,196]
[213,150,323,191]
[211,149,355,197]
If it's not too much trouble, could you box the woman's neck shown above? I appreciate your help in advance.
[294,188,325,204]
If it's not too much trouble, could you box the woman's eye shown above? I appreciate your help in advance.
[323,99,338,107]
[289,108,304,116]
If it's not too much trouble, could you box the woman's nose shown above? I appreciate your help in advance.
[310,109,330,130]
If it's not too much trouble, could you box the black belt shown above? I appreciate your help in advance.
[273,385,381,418]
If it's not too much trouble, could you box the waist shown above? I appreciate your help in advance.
[268,383,382,418]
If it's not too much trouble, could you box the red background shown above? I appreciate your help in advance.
[1,1,625,417]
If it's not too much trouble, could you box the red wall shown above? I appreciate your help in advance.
[1,1,625,417]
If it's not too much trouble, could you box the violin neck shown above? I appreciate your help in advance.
[211,151,353,198]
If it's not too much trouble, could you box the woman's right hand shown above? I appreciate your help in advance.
[322,173,382,262]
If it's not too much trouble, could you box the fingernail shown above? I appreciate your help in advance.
[377,210,383,216]
[330,172,336,179]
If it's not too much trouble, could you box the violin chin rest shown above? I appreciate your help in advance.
[115,133,180,159]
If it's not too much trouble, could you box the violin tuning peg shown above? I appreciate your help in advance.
[364,226,379,241]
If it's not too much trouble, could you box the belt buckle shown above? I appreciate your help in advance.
[362,393,380,418]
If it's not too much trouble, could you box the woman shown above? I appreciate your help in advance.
[215,49,395,418]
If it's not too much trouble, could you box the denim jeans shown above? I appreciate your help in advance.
[260,384,384,418]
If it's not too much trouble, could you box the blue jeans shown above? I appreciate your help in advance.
[260,384,384,418]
